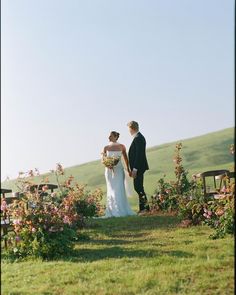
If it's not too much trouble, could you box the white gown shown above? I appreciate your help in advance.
[104,150,136,218]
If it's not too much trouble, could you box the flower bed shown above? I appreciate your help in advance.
[2,164,104,260]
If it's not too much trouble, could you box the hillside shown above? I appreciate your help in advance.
[2,127,234,209]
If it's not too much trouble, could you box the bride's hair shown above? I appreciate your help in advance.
[111,131,120,139]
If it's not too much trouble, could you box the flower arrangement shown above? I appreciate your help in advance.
[101,153,120,170]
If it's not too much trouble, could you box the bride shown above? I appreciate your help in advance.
[101,131,136,218]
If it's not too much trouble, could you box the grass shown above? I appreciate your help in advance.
[1,214,234,295]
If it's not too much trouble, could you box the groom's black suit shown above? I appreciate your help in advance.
[128,132,149,211]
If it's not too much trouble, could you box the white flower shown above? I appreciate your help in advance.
[13,247,18,253]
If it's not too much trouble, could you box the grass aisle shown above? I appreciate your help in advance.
[2,214,234,295]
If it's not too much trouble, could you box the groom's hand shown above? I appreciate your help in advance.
[131,169,137,178]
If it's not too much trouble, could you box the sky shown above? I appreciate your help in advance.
[1,0,235,181]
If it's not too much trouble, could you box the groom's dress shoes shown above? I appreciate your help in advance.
[145,204,150,211]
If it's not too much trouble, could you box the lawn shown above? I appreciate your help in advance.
[1,213,234,295]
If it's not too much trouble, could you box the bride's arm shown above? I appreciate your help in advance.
[121,145,131,173]
[101,146,107,158]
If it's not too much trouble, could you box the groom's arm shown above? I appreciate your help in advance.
[132,137,144,177]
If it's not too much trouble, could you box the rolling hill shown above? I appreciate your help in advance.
[1,127,234,210]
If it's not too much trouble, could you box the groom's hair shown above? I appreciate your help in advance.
[127,121,139,131]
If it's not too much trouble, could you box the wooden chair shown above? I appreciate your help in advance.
[1,184,58,248]
[195,169,230,198]
[1,188,13,248]
[29,183,58,195]
[226,171,235,180]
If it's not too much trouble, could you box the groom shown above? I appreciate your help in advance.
[127,121,150,213]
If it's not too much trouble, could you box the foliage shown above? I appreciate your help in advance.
[151,142,235,239]
[171,143,192,196]
[2,164,104,260]
[150,142,192,214]
[150,175,178,212]
[202,148,235,239]
[177,180,207,225]
[203,194,234,239]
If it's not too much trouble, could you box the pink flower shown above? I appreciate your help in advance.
[1,200,7,211]
[31,227,36,233]
[15,236,20,242]
[216,209,224,216]
[63,216,71,224]
[28,170,34,177]
[13,219,21,225]
[221,186,227,193]
[214,195,220,199]
[207,211,212,216]
[42,185,48,192]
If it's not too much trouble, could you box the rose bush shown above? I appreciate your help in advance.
[3,165,104,260]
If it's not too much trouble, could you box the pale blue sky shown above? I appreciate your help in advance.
[1,0,234,180]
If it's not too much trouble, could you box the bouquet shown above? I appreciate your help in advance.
[101,153,120,171]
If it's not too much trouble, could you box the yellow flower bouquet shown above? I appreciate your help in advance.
[101,153,120,170]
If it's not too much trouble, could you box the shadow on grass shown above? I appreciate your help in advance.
[1,246,194,264]
[1,215,185,263]
[86,214,181,236]
[62,247,194,263]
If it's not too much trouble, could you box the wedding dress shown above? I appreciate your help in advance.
[103,150,136,218]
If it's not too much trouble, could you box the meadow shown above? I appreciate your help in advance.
[1,127,234,294]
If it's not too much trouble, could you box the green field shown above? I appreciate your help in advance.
[1,127,234,210]
[1,127,234,294]
[2,215,234,295]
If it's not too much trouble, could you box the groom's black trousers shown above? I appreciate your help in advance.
[133,172,149,211]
